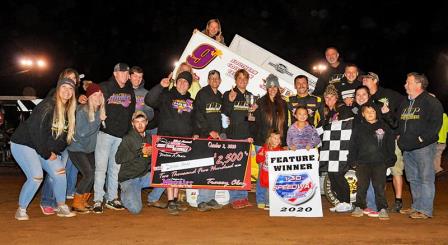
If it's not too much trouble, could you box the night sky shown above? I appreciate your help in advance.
[1,1,447,108]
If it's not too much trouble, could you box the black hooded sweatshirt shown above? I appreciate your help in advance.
[100,77,136,138]
[193,85,223,137]
[145,84,194,137]
[397,91,443,151]
[348,118,397,167]
[11,97,68,160]
[222,88,254,140]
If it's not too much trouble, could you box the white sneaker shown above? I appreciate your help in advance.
[335,202,352,213]
[15,207,29,221]
[329,203,343,212]
[56,205,76,217]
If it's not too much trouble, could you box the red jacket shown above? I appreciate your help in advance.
[256,144,283,187]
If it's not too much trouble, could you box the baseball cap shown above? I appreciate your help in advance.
[114,63,130,72]
[132,110,148,121]
[359,72,379,82]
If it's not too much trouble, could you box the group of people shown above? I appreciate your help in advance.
[11,19,446,221]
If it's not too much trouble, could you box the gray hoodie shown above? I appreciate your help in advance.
[68,105,102,153]
[134,79,154,121]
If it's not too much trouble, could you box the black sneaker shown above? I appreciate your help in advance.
[167,202,179,215]
[206,199,223,210]
[392,199,403,213]
[105,199,125,210]
[93,201,103,214]
[175,201,188,211]
[197,202,212,212]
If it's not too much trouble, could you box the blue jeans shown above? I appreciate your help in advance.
[40,150,69,207]
[254,145,267,205]
[403,143,437,217]
[197,189,216,204]
[229,190,248,202]
[94,131,122,202]
[120,172,151,214]
[11,143,68,209]
[65,157,78,196]
[366,181,377,211]
[147,188,165,202]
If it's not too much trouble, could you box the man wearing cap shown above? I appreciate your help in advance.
[397,72,443,219]
[116,111,152,214]
[93,63,136,213]
[129,65,166,208]
[145,71,195,215]
[192,70,225,212]
[287,75,325,128]
[361,71,406,213]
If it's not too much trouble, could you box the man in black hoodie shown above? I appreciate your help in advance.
[93,63,136,214]
[398,72,443,219]
[145,71,194,215]
[222,69,255,209]
[193,70,224,212]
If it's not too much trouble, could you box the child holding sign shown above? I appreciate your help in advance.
[256,131,283,210]
[286,106,321,151]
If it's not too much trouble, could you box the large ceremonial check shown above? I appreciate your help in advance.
[150,136,252,190]
[267,149,323,217]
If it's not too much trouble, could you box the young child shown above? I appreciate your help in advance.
[349,103,396,220]
[256,131,283,210]
[287,106,321,150]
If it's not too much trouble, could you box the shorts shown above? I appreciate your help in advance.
[390,140,404,176]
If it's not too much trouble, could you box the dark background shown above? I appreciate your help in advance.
[0,0,447,108]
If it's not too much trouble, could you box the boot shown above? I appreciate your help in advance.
[83,193,92,210]
[72,193,89,214]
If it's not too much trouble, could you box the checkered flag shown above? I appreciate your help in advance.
[317,117,354,172]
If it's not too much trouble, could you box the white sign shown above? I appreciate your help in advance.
[229,34,318,93]
[267,149,323,217]
[174,32,296,97]
[161,157,214,172]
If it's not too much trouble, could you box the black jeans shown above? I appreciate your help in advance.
[67,151,95,194]
[355,163,387,210]
[328,171,350,203]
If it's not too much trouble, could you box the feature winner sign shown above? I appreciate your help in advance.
[150,136,251,190]
[267,149,323,217]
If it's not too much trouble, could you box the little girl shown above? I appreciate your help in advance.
[287,106,321,150]
[256,130,283,210]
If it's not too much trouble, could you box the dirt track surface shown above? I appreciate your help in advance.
[1,166,448,245]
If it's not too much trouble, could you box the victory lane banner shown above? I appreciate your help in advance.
[267,149,323,217]
[150,135,252,190]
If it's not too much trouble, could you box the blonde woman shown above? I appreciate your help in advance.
[203,18,225,44]
[11,78,77,220]
[67,83,106,213]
